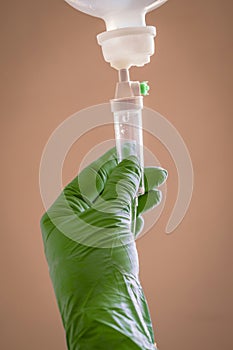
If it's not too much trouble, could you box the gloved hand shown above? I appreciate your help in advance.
[40,148,167,350]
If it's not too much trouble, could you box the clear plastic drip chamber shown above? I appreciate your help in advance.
[113,105,145,195]
[64,0,168,69]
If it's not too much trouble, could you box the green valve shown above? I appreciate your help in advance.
[140,81,150,96]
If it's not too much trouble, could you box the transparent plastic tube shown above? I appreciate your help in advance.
[113,109,144,196]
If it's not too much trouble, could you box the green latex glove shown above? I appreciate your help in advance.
[40,148,167,350]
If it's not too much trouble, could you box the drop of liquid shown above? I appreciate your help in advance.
[122,114,129,123]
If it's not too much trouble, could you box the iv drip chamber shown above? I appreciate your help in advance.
[113,107,145,195]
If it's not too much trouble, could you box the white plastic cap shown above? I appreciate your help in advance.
[97,26,156,70]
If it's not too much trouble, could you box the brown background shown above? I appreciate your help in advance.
[1,0,233,349]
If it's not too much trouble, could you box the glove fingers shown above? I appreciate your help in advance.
[144,167,168,192]
[137,189,162,216]
[98,157,141,206]
[61,148,167,214]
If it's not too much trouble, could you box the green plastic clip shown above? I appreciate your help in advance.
[140,81,150,96]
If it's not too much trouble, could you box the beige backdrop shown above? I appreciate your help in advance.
[1,0,233,349]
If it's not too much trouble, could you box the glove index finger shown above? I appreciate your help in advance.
[91,147,118,170]
[65,148,118,205]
